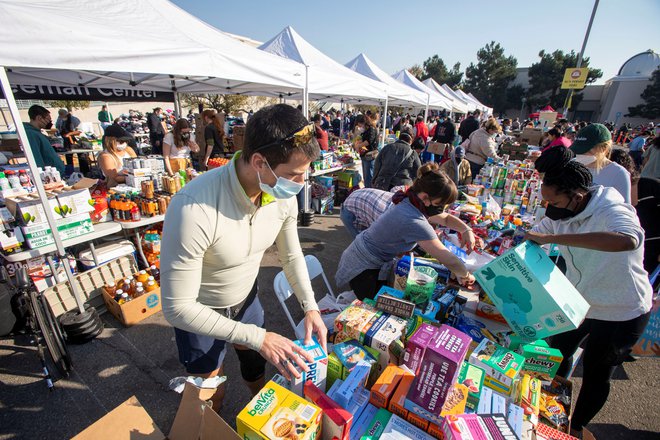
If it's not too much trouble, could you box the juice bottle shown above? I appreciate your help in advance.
[145,280,158,292]
[135,282,144,293]
[147,276,158,287]
[121,278,132,296]
[136,270,149,284]
[149,265,160,282]
[118,292,130,304]
[130,203,141,221]
[134,287,145,297]
[105,283,116,297]
[113,289,124,302]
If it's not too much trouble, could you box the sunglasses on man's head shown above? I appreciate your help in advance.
[252,123,314,153]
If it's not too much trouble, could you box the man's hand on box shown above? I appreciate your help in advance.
[458,272,476,287]
[524,230,550,245]
[259,332,314,381]
[460,230,483,254]
[304,310,328,353]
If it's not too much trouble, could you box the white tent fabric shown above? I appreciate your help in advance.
[422,78,469,113]
[259,27,387,103]
[441,84,475,112]
[456,89,487,113]
[467,93,493,115]
[390,70,452,110]
[345,54,427,107]
[0,0,306,96]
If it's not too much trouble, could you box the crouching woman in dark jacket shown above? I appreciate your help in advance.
[371,133,421,190]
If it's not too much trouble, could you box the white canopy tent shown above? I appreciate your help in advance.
[391,70,452,120]
[467,93,493,115]
[422,78,469,114]
[441,84,476,113]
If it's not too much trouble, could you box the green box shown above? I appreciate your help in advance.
[327,352,343,389]
[362,408,392,440]
[457,361,485,411]
[520,343,563,381]
[469,338,525,395]
[20,214,94,249]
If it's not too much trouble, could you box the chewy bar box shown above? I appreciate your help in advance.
[370,364,411,409]
[350,402,378,440]
[289,336,328,396]
[334,300,379,343]
[520,342,563,382]
[457,361,485,412]
[334,361,371,409]
[474,241,590,341]
[406,325,470,419]
[469,339,525,395]
[303,381,352,440]
[403,323,440,374]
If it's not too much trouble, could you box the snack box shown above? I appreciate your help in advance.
[363,409,434,440]
[469,339,525,395]
[289,336,328,396]
[327,352,344,389]
[403,323,440,374]
[334,300,379,343]
[507,403,524,439]
[442,413,518,440]
[512,374,541,425]
[350,403,378,440]
[333,340,377,371]
[404,384,469,426]
[326,379,343,400]
[237,380,321,440]
[519,342,563,382]
[476,291,507,324]
[477,387,493,414]
[406,412,429,431]
[363,312,407,372]
[334,361,371,409]
[346,387,371,421]
[303,381,352,440]
[535,423,580,440]
[388,374,415,419]
[370,364,410,409]
[404,315,436,341]
[474,242,590,341]
[406,325,471,419]
[457,362,485,412]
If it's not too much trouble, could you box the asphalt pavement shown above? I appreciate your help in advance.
[0,214,658,439]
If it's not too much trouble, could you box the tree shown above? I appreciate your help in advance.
[181,94,249,115]
[464,42,518,114]
[46,100,90,111]
[627,67,660,119]
[526,50,602,111]
[408,64,424,80]
[421,55,463,88]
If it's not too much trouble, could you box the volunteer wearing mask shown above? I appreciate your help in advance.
[336,163,476,300]
[526,152,652,439]
[201,109,226,169]
[354,112,380,188]
[22,105,65,174]
[570,123,631,203]
[161,104,326,412]
[163,118,200,175]
[439,145,472,186]
[464,118,502,177]
[99,124,137,187]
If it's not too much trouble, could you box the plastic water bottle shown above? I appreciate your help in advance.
[0,172,11,191]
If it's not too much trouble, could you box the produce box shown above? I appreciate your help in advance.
[469,338,525,396]
[474,241,590,341]
[288,336,328,396]
[102,285,162,326]
[21,213,94,249]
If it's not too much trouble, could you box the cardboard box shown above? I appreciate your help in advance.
[289,336,328,396]
[507,403,524,439]
[5,194,61,225]
[389,374,414,419]
[350,403,378,439]
[474,242,590,341]
[426,141,448,156]
[370,364,412,409]
[404,383,469,426]
[426,422,444,439]
[21,213,94,249]
[406,412,430,431]
[334,300,379,343]
[347,387,371,421]
[304,381,352,440]
[477,387,493,414]
[232,125,245,151]
[102,285,162,326]
[520,342,563,382]
[51,188,95,217]
[512,374,541,425]
[363,407,391,439]
[334,361,371,409]
[469,338,525,396]
[403,323,440,374]
[520,127,543,146]
[406,325,470,420]
[74,381,241,440]
[327,352,344,389]
[363,312,407,372]
[382,412,435,440]
[457,361,485,412]
[442,413,518,440]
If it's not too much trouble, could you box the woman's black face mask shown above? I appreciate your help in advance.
[426,204,444,217]
[545,194,579,220]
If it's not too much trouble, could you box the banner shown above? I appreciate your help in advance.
[561,68,589,90]
[0,84,174,102]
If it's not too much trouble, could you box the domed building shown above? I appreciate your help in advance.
[585,50,659,126]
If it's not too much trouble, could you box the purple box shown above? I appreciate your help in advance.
[406,325,470,416]
[403,323,440,374]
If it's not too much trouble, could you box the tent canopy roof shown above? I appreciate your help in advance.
[422,78,468,113]
[391,70,452,110]
[0,0,306,96]
[259,27,387,103]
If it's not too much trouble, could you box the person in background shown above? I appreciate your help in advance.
[464,118,501,177]
[58,109,89,176]
[641,136,660,179]
[571,123,631,203]
[331,112,342,138]
[202,109,225,169]
[458,109,481,141]
[22,105,65,174]
[527,154,652,439]
[161,104,326,412]
[354,112,380,188]
[610,149,640,206]
[412,115,429,146]
[147,107,166,155]
[501,118,511,134]
[511,117,521,131]
[432,114,456,146]
[440,145,472,186]
[98,124,137,187]
[336,163,476,300]
[372,133,420,190]
[627,130,650,169]
[163,119,200,175]
[312,114,329,151]
[97,105,113,133]
[543,127,572,152]
[386,110,393,131]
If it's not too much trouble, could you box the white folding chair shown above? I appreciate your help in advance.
[273,255,335,340]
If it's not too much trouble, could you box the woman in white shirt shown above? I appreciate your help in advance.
[570,123,631,203]
[163,118,200,175]
[99,124,137,187]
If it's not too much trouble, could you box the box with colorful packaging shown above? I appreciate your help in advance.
[519,341,563,382]
[363,312,407,372]
[236,380,322,440]
[333,361,371,409]
[457,362,485,412]
[512,374,541,425]
[388,374,415,419]
[364,408,434,440]
[474,241,590,341]
[303,381,352,440]
[393,255,450,292]
[328,340,379,388]
[334,300,379,343]
[288,336,328,396]
[405,383,469,426]
[403,323,440,374]
[370,364,412,409]
[350,403,378,439]
[469,338,525,395]
[442,413,518,440]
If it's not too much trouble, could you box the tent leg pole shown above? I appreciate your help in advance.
[424,95,430,124]
[302,73,310,213]
[380,97,388,147]
[0,67,87,313]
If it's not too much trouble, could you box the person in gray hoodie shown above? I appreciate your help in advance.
[526,152,653,439]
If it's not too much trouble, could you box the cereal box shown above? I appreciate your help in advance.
[403,323,441,374]
[334,361,371,409]
[474,242,590,341]
[406,325,471,420]
[520,342,563,382]
[350,403,378,440]
[457,361,485,412]
[469,338,525,395]
[334,300,379,343]
[389,374,414,419]
[289,336,328,396]
[260,394,322,440]
[303,381,352,440]
[370,364,412,409]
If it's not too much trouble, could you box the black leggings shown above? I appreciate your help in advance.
[349,269,386,301]
[550,311,651,430]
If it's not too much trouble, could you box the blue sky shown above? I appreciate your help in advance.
[172,0,659,84]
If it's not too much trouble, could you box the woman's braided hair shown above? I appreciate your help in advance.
[535,146,592,195]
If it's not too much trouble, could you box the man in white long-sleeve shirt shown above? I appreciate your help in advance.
[161,104,327,411]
